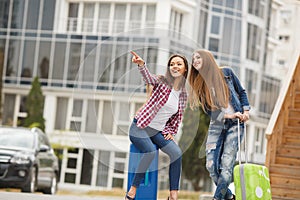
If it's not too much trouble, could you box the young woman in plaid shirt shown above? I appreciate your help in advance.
[126,51,189,200]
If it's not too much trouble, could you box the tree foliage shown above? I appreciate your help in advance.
[24,77,45,131]
[179,105,210,191]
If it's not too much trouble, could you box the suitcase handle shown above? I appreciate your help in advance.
[237,118,248,165]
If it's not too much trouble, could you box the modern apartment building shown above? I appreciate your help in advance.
[0,0,288,192]
[267,0,300,79]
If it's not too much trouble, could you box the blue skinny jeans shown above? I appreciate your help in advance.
[129,119,182,191]
[206,119,244,200]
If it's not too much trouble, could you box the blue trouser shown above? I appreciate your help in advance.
[129,119,182,190]
[206,119,244,200]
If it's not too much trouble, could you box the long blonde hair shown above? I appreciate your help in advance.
[188,49,229,112]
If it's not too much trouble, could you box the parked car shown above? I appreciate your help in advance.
[0,126,59,194]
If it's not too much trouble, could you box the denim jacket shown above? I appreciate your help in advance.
[208,67,251,123]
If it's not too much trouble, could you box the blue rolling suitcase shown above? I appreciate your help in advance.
[127,143,159,200]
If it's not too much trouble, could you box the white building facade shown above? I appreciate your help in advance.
[0,0,290,192]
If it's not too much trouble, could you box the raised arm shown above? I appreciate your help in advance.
[130,51,159,85]
[131,51,145,67]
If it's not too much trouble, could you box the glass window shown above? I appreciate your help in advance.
[280,10,291,24]
[130,4,142,20]
[85,100,99,133]
[72,99,83,117]
[98,3,110,33]
[169,9,183,37]
[114,162,125,174]
[226,0,235,8]
[116,125,129,136]
[82,3,95,32]
[68,3,79,18]
[70,121,81,131]
[130,4,142,30]
[248,0,264,18]
[147,46,158,66]
[208,38,219,52]
[116,102,130,135]
[18,96,27,126]
[237,0,242,10]
[259,76,280,117]
[26,0,40,29]
[254,127,265,154]
[22,40,36,78]
[80,149,94,185]
[65,173,76,183]
[96,151,110,187]
[119,102,130,121]
[70,99,83,131]
[198,11,208,47]
[211,16,220,34]
[114,4,126,20]
[146,5,156,21]
[19,96,26,113]
[68,3,79,31]
[67,158,76,168]
[52,42,66,81]
[68,43,82,81]
[37,41,51,79]
[11,0,25,29]
[213,0,223,6]
[0,0,9,28]
[83,3,94,18]
[102,101,114,134]
[98,43,112,83]
[233,20,241,56]
[135,102,144,113]
[6,39,21,78]
[245,69,257,106]
[2,94,16,126]
[0,39,5,79]
[82,43,96,83]
[99,4,110,19]
[41,0,56,30]
[113,4,126,33]
[112,178,123,188]
[55,97,68,130]
[247,23,261,62]
[113,44,128,84]
[222,17,232,54]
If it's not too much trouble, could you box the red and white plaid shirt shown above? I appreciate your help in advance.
[135,65,187,135]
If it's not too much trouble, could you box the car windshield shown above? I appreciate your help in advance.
[0,129,35,149]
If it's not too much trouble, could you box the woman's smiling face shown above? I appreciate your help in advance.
[169,56,186,78]
[192,52,203,71]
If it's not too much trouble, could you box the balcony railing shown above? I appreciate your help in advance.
[66,18,160,35]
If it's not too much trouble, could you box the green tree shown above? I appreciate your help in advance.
[24,77,45,131]
[179,106,210,191]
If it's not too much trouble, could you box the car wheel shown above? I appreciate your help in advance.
[22,167,36,193]
[43,175,57,195]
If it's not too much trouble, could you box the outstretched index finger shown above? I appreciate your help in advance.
[130,51,139,58]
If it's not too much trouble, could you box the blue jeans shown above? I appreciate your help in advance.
[129,119,182,190]
[206,119,244,200]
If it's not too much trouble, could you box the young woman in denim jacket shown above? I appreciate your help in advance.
[126,51,188,200]
[188,49,250,200]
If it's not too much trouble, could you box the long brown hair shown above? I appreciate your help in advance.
[188,49,229,112]
[159,54,189,89]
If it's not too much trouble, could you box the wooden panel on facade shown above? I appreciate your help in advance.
[265,56,300,200]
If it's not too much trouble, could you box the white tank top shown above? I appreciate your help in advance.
[148,88,180,131]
